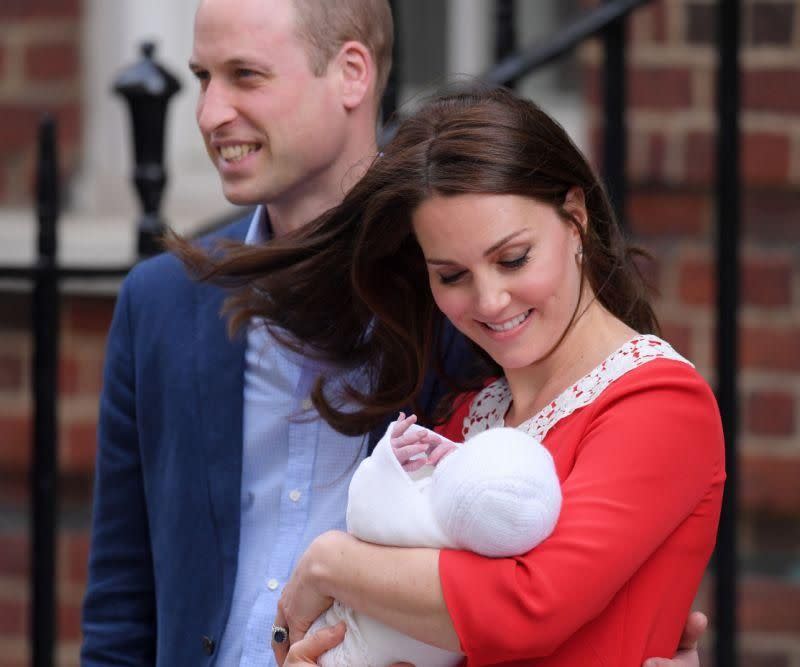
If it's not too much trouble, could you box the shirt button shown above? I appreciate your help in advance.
[289,489,302,502]
[301,398,313,411]
[201,635,215,655]
[267,578,279,591]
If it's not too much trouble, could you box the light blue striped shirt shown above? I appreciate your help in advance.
[216,207,368,666]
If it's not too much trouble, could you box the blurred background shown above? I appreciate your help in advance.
[0,0,798,665]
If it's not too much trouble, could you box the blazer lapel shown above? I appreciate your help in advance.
[194,279,247,592]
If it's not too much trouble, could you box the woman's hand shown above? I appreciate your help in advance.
[280,623,346,666]
[642,611,708,667]
[272,532,341,664]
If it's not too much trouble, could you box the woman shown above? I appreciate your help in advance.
[183,86,723,666]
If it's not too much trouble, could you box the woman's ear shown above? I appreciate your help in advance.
[563,186,588,238]
[335,40,372,111]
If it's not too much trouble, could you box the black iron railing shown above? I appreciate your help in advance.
[0,2,741,665]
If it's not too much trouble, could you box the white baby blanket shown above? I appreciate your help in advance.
[308,422,562,667]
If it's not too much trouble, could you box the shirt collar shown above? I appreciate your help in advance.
[244,205,273,245]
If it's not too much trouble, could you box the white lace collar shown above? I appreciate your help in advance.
[462,335,692,442]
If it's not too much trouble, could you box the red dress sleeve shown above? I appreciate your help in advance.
[438,361,725,666]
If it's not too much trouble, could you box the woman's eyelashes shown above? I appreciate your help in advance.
[499,249,531,270]
[436,249,531,285]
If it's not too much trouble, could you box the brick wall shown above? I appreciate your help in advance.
[1,291,110,667]
[583,0,800,663]
[0,0,82,206]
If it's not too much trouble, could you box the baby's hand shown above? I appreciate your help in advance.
[390,412,458,471]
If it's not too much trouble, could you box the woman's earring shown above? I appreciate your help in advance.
[575,246,583,264]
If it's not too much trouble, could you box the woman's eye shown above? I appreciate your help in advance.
[438,270,466,285]
[499,251,530,269]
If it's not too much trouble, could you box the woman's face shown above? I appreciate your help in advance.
[411,191,585,371]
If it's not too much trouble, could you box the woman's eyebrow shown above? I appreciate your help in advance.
[426,229,527,265]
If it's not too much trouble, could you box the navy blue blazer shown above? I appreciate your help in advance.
[80,217,473,666]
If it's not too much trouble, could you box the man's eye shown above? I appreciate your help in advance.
[236,68,257,78]
[439,271,466,285]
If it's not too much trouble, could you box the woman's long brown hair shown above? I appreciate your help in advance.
[172,86,658,436]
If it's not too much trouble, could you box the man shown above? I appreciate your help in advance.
[81,0,706,664]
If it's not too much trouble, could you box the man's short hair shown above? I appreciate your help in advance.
[292,0,394,102]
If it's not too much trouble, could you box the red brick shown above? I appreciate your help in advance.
[741,326,800,372]
[58,601,82,641]
[744,69,800,114]
[630,67,693,110]
[742,256,793,307]
[0,294,31,331]
[0,0,80,19]
[686,2,716,44]
[658,321,692,358]
[685,130,713,186]
[678,256,713,305]
[0,45,7,79]
[24,42,79,83]
[64,533,89,586]
[63,421,96,474]
[64,296,114,336]
[629,190,709,236]
[0,416,30,470]
[0,533,28,578]
[645,131,666,183]
[751,2,795,46]
[744,189,800,243]
[746,390,795,436]
[59,357,80,396]
[741,576,800,633]
[743,133,791,186]
[650,1,668,43]
[738,650,791,667]
[0,356,24,391]
[0,103,81,155]
[742,453,800,514]
[0,598,27,636]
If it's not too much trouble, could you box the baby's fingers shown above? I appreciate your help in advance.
[393,442,428,465]
[391,412,417,439]
[427,441,458,466]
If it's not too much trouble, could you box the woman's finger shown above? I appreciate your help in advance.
[272,611,291,665]
[283,623,347,666]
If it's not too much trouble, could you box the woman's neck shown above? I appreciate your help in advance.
[503,302,637,428]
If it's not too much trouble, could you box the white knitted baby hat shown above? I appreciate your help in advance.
[430,427,562,557]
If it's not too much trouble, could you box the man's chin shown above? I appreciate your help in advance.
[220,184,267,208]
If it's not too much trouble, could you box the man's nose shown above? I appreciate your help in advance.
[196,81,237,134]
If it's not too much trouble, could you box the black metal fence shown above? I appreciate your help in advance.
[0,1,741,665]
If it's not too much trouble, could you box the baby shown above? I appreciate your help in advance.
[307,414,562,667]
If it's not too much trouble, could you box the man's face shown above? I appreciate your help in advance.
[190,0,350,206]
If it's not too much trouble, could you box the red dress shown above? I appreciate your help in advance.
[437,336,725,667]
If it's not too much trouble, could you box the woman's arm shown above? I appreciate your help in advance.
[276,530,459,651]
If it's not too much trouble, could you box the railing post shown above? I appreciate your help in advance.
[714,0,741,664]
[113,42,181,257]
[382,0,400,126]
[494,0,517,88]
[31,114,60,667]
[602,0,628,230]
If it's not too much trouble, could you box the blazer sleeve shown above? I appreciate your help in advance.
[81,274,157,666]
[438,363,725,664]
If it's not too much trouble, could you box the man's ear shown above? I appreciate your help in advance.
[563,186,588,237]
[335,40,373,111]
